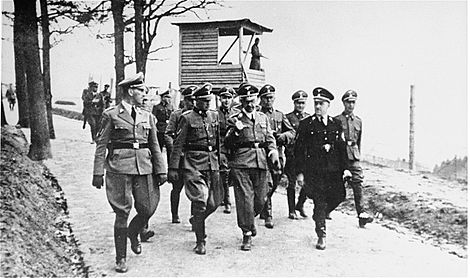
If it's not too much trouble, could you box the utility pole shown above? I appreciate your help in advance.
[409,84,415,170]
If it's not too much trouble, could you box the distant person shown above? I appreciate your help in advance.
[100,84,112,109]
[152,90,174,163]
[335,90,374,228]
[168,83,223,255]
[294,87,351,250]
[81,81,99,142]
[6,84,16,111]
[92,72,167,273]
[217,86,240,214]
[284,90,310,219]
[249,38,261,70]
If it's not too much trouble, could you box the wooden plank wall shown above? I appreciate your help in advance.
[181,26,218,67]
[181,65,244,89]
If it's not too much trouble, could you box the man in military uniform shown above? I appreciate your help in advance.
[82,81,99,142]
[258,84,295,228]
[217,86,239,214]
[225,83,280,251]
[294,87,351,250]
[335,90,374,228]
[100,84,112,109]
[285,90,310,219]
[152,90,174,163]
[165,85,198,224]
[168,83,222,255]
[92,72,167,272]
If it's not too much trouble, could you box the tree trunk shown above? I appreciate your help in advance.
[1,101,8,126]
[111,0,126,104]
[40,0,55,139]
[14,0,52,160]
[134,0,145,74]
[13,6,29,128]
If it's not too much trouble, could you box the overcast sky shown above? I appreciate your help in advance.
[1,0,467,168]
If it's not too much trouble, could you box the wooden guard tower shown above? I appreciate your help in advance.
[172,19,273,90]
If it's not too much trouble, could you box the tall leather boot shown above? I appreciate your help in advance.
[170,190,181,223]
[287,188,297,219]
[295,189,308,217]
[315,223,326,250]
[128,215,145,254]
[262,198,274,228]
[114,227,128,273]
[193,216,206,255]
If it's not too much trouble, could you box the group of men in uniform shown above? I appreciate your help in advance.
[82,82,112,142]
[91,72,373,273]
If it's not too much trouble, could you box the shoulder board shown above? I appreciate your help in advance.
[275,109,284,114]
[182,110,192,115]
[355,115,362,121]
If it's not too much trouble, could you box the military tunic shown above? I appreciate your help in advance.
[259,107,295,219]
[225,110,277,234]
[218,106,240,206]
[285,110,310,188]
[165,108,190,219]
[168,108,223,218]
[335,112,365,216]
[93,102,166,234]
[152,102,174,160]
[293,115,347,237]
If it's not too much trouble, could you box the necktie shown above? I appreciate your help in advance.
[131,106,136,122]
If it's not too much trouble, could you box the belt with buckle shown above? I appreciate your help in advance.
[185,144,217,152]
[110,142,149,149]
[237,141,268,149]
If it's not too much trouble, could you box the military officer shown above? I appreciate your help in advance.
[225,83,280,251]
[165,85,198,224]
[258,84,295,228]
[168,83,223,255]
[335,90,374,228]
[81,81,99,142]
[217,86,240,214]
[293,87,351,250]
[92,72,167,272]
[152,90,174,162]
[285,90,310,219]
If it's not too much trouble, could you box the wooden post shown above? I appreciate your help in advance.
[409,84,415,170]
[238,27,243,65]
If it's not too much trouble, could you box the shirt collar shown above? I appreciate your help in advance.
[261,106,273,114]
[121,100,134,114]
[342,111,355,119]
[242,108,255,120]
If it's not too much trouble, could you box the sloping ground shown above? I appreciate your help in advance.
[0,126,88,277]
[337,162,467,258]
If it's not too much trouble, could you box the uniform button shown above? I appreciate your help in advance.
[324,137,328,140]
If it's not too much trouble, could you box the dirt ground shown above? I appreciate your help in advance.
[39,114,465,277]
[2,103,467,277]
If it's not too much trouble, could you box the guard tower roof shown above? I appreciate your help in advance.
[172,18,273,36]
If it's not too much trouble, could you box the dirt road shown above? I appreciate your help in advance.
[12,110,466,276]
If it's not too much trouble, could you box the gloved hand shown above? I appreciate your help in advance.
[168,169,179,184]
[154,173,168,186]
[343,169,352,181]
[234,119,245,131]
[275,133,286,145]
[92,175,103,189]
[269,150,281,171]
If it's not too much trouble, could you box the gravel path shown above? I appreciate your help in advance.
[32,114,467,277]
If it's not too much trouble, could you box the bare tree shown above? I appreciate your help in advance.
[132,0,219,75]
[111,0,126,104]
[13,0,52,160]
